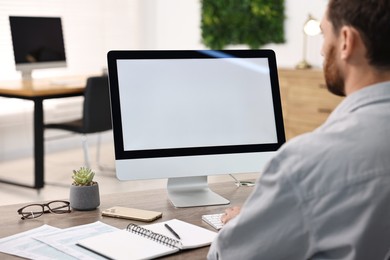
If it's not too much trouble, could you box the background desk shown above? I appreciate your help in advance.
[0,77,86,189]
[0,181,253,259]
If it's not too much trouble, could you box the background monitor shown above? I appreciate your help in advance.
[9,16,66,81]
[107,50,285,207]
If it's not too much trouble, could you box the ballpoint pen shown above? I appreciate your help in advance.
[164,224,181,240]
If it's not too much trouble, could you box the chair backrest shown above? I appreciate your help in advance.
[82,76,112,133]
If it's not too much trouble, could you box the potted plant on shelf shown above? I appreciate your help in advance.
[69,167,100,211]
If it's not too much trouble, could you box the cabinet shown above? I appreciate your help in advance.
[278,69,344,140]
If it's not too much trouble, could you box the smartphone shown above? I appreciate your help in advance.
[102,206,162,222]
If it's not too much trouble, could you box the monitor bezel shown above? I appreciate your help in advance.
[107,49,285,160]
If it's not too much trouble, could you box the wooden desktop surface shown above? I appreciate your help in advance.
[0,181,254,259]
[0,76,86,98]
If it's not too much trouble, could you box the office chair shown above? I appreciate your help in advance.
[45,76,112,169]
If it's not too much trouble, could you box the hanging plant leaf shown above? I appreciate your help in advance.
[201,0,285,49]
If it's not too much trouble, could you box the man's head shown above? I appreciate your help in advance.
[321,0,390,96]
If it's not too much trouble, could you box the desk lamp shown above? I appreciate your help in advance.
[296,14,321,69]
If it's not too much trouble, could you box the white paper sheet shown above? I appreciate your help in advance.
[34,221,119,260]
[0,225,75,260]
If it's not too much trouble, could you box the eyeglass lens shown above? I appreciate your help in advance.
[47,201,70,213]
[19,205,44,219]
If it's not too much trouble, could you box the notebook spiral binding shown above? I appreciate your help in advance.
[127,223,183,249]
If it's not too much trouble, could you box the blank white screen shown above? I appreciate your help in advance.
[117,58,277,151]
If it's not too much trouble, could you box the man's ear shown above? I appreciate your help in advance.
[339,26,360,61]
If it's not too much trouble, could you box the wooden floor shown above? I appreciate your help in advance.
[0,141,258,206]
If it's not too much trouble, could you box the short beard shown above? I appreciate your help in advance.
[324,45,346,97]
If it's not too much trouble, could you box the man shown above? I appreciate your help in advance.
[208,0,390,259]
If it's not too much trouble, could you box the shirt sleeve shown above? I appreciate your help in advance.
[207,151,311,260]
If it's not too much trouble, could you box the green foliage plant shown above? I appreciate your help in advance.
[201,0,285,49]
[72,167,96,186]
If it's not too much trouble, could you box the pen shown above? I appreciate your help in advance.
[164,224,181,240]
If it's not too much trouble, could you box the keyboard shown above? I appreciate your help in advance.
[202,213,224,230]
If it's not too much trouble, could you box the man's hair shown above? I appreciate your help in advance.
[328,0,390,69]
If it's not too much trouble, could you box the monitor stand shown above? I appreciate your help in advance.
[21,70,33,82]
[20,70,33,88]
[167,176,230,208]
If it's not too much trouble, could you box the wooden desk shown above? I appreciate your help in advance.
[0,181,253,259]
[0,77,86,189]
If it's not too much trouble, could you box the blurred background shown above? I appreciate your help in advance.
[0,0,328,205]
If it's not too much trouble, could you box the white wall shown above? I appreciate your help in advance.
[0,0,140,81]
[0,0,329,80]
[0,0,328,161]
[141,0,328,68]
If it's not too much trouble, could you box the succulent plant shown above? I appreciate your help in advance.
[72,167,96,186]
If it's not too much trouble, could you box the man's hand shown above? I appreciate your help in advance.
[221,206,241,224]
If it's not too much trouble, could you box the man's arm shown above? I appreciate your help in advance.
[207,158,311,260]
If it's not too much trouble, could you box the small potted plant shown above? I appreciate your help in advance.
[69,167,100,211]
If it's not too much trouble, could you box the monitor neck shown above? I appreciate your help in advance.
[167,176,230,208]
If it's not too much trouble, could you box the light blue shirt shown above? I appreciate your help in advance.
[208,81,390,260]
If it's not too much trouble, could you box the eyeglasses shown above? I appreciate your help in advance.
[17,200,71,220]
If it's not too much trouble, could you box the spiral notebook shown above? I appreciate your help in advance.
[77,219,217,260]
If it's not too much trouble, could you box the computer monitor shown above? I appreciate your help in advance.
[107,50,285,207]
[9,16,66,82]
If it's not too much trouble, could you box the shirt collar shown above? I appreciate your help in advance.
[328,81,390,119]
